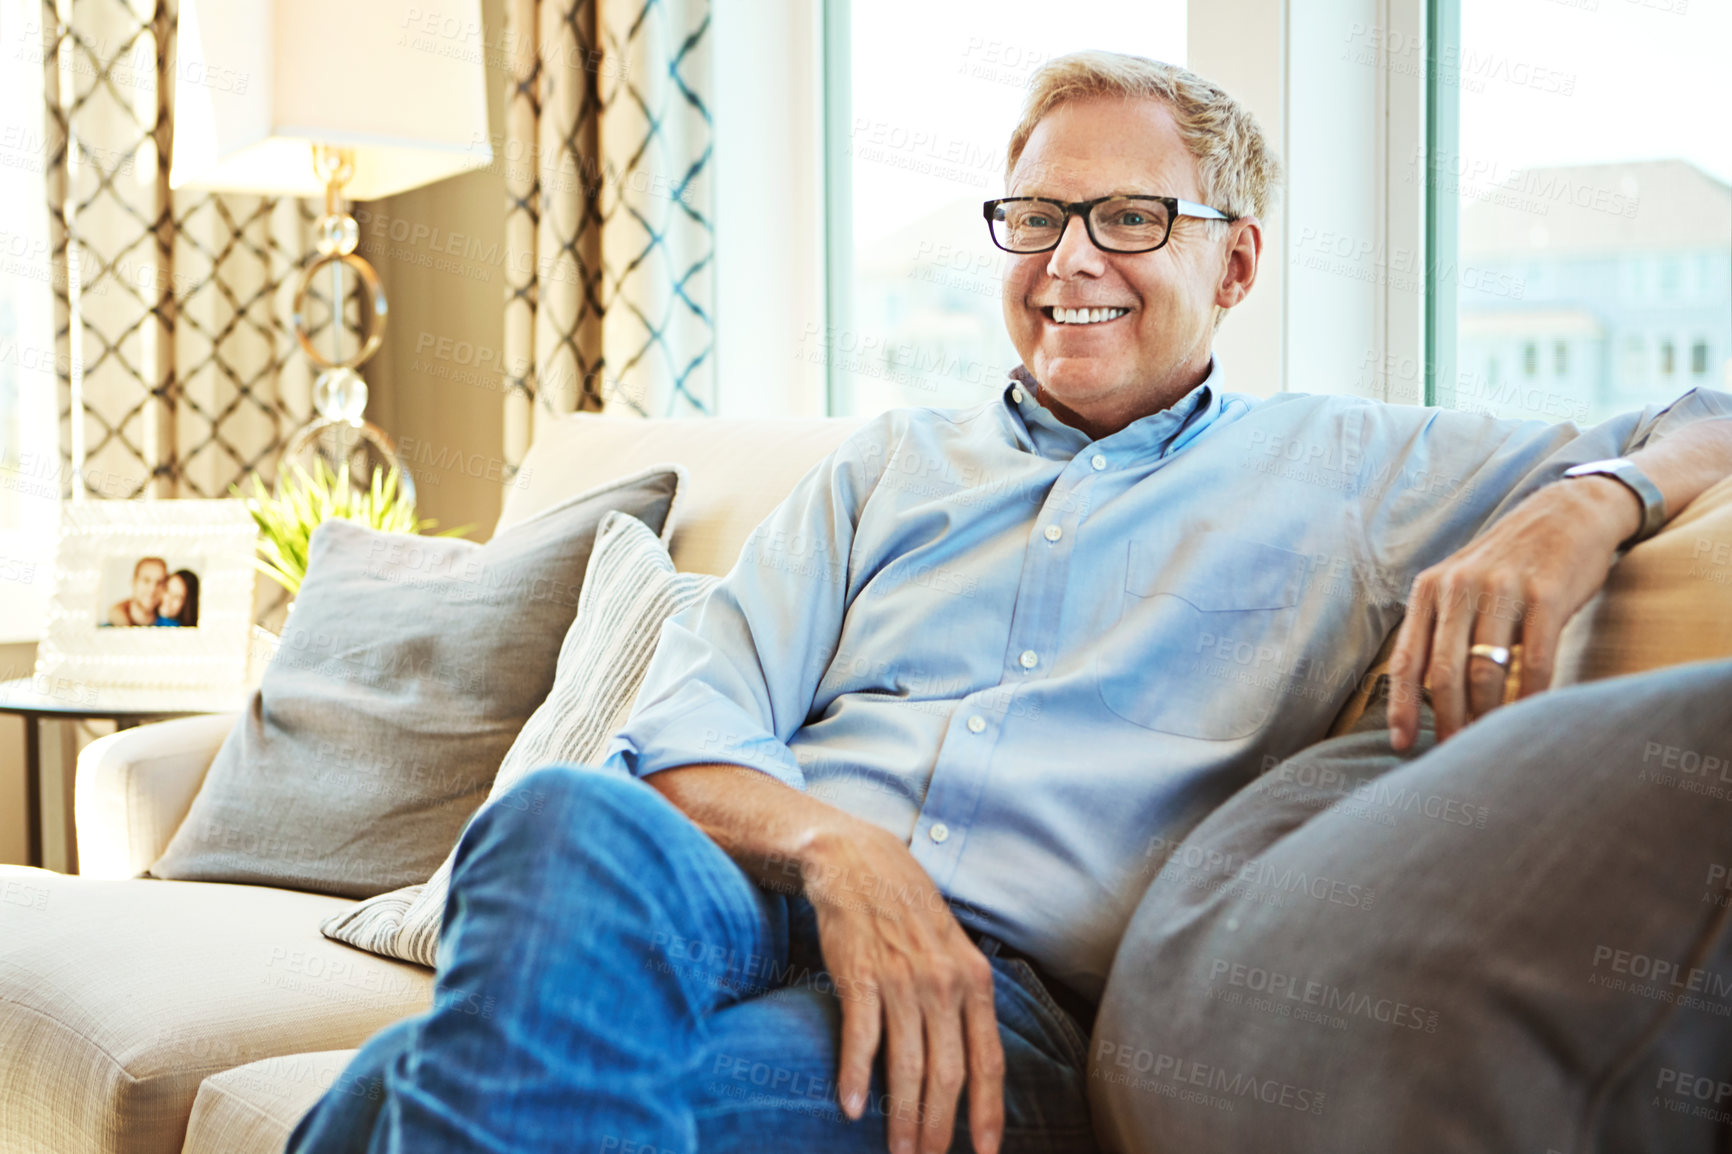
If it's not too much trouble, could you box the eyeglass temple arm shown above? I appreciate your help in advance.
[1174,198,1233,221]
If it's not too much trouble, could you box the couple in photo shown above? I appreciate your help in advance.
[106,556,200,628]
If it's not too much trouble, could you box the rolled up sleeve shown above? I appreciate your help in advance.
[599,418,892,789]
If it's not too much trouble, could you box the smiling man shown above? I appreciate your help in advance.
[993,94,1263,440]
[291,52,1732,1154]
[107,556,167,628]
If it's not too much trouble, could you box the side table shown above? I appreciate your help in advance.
[0,677,239,870]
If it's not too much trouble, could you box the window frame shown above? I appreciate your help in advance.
[1424,0,1460,408]
[821,0,852,418]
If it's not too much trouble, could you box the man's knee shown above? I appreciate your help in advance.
[486,763,626,823]
[458,765,677,875]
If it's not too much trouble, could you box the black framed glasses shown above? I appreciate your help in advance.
[982,195,1234,255]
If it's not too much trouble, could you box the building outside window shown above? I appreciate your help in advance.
[1451,0,1730,426]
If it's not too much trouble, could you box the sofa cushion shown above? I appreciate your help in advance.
[0,869,429,1154]
[148,468,681,898]
[320,511,722,967]
[1554,472,1732,685]
[497,412,861,575]
[180,1050,357,1154]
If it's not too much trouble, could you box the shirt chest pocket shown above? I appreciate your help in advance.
[1096,532,1308,741]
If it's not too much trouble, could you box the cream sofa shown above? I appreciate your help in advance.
[0,413,862,1154]
[3,409,1731,1154]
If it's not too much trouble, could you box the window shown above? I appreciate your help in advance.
[1443,0,1731,423]
[0,0,55,639]
[1622,337,1646,386]
[0,0,57,534]
[1521,342,1537,377]
[827,1,1187,416]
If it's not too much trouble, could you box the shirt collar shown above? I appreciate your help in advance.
[1000,361,1223,463]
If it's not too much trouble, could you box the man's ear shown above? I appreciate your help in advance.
[1215,215,1262,311]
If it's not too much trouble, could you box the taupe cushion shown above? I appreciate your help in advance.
[1554,473,1732,685]
[1326,475,1732,736]
[148,468,681,898]
[0,869,429,1154]
[181,1050,357,1154]
[320,511,720,967]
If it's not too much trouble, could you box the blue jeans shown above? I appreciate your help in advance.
[286,766,1098,1153]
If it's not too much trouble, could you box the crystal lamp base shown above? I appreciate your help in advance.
[279,419,417,506]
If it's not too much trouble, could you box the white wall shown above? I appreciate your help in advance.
[711,0,830,418]
[1190,0,1287,398]
[1286,3,1383,398]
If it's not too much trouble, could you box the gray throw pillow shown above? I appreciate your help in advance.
[1092,661,1732,1153]
[148,467,683,898]
[320,511,719,966]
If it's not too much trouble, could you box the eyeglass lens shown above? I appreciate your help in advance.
[991,197,1174,253]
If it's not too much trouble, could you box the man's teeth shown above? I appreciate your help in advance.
[1050,307,1129,325]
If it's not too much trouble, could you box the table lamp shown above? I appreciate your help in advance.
[169,0,493,497]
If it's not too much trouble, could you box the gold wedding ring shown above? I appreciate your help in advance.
[1468,643,1512,669]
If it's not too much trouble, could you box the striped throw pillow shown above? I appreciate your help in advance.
[320,511,720,967]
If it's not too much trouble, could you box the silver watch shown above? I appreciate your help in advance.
[1561,457,1667,549]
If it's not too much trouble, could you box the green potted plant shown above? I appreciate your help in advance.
[233,460,470,596]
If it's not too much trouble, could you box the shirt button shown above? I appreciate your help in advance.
[1011,387,1025,404]
[1091,453,1107,471]
[929,822,950,844]
[966,714,986,733]
[1019,649,1038,669]
[1043,524,1062,542]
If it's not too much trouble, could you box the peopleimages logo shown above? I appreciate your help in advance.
[1205,957,1440,1033]
[1092,1040,1328,1116]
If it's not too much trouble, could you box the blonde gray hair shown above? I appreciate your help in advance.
[1005,52,1282,223]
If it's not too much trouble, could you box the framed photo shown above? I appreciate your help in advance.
[33,500,258,694]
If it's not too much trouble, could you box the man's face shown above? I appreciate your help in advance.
[1001,96,1244,429]
[132,561,166,612]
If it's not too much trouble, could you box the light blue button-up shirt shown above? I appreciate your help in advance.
[605,364,1729,1000]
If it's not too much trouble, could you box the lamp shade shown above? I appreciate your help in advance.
[170,0,493,199]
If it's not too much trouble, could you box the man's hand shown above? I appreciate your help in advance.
[1388,474,1638,750]
[649,765,1003,1154]
[1390,416,1732,751]
[801,822,1004,1154]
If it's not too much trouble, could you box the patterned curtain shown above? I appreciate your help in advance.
[501,0,715,469]
[38,0,344,501]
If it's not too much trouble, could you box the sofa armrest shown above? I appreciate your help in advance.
[73,712,239,878]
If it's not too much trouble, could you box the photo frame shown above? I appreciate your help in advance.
[33,500,259,696]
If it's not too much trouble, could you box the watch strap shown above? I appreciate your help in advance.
[1562,457,1667,549]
